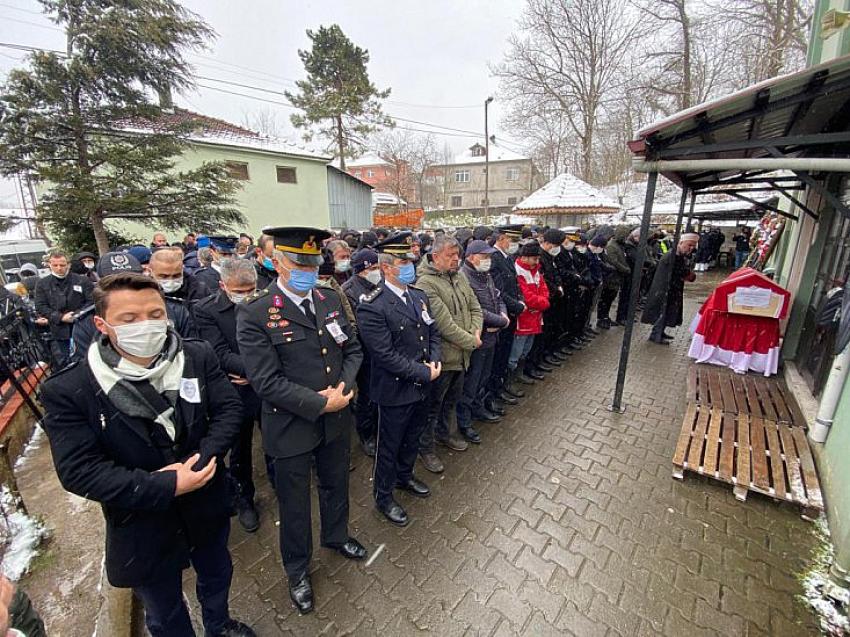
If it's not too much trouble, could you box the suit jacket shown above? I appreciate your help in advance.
[193,267,221,291]
[356,285,441,406]
[34,273,93,339]
[194,290,260,413]
[236,283,363,458]
[40,338,242,588]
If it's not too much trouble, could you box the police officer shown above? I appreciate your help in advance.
[341,248,382,457]
[194,236,239,290]
[70,252,197,361]
[235,226,365,615]
[149,246,212,303]
[194,257,263,533]
[356,234,441,527]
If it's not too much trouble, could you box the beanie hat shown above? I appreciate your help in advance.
[520,240,541,257]
[543,229,566,245]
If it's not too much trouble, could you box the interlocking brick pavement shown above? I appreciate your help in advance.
[186,273,822,635]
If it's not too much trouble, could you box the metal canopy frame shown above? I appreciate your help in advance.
[609,54,850,413]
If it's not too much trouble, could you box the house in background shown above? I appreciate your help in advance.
[115,108,333,240]
[345,153,414,206]
[327,166,373,229]
[422,142,545,218]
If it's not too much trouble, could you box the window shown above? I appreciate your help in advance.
[481,199,486,206]
[225,161,249,180]
[276,166,297,184]
[450,195,463,207]
[366,169,374,178]
[454,170,470,183]
[508,197,518,206]
[354,171,361,178]
[470,144,486,157]
[506,167,520,182]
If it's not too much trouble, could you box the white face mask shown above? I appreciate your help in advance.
[589,246,603,255]
[474,258,492,273]
[158,278,183,293]
[107,319,168,358]
[364,269,382,285]
[564,241,575,250]
[228,292,250,304]
[548,246,561,257]
[576,246,588,254]
[507,243,519,255]
[83,261,95,270]
[335,259,351,273]
[51,271,68,279]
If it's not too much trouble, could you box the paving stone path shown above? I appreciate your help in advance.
[190,273,823,636]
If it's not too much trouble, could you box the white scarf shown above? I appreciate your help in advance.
[514,260,540,285]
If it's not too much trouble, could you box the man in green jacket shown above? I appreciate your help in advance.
[415,234,483,473]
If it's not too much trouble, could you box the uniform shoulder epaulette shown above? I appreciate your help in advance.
[166,295,186,305]
[316,278,334,288]
[407,284,422,291]
[244,288,270,304]
[362,287,383,303]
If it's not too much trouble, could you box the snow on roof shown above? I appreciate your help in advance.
[373,191,407,206]
[453,143,528,165]
[514,173,620,213]
[346,152,393,168]
[120,108,331,161]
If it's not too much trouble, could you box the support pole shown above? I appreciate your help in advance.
[685,190,696,232]
[611,171,658,412]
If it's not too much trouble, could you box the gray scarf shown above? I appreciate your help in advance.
[87,329,185,440]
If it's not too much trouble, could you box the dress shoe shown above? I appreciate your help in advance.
[396,476,431,498]
[612,319,627,327]
[557,346,573,356]
[438,435,469,452]
[662,331,674,340]
[419,452,445,473]
[517,371,536,385]
[498,389,520,404]
[543,355,562,367]
[597,319,612,330]
[535,361,555,372]
[552,351,570,361]
[211,618,257,637]
[360,437,377,457]
[585,327,600,336]
[484,398,506,415]
[474,410,501,423]
[289,574,314,614]
[376,500,409,526]
[648,336,670,345]
[526,368,546,380]
[236,499,260,533]
[325,538,368,560]
[460,426,482,444]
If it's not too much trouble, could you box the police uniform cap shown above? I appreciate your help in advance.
[351,248,379,273]
[495,224,523,239]
[263,226,330,266]
[199,235,238,254]
[375,231,416,260]
[97,251,143,277]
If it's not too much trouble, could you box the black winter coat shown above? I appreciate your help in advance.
[460,263,508,348]
[490,249,525,317]
[40,338,242,588]
[34,273,93,339]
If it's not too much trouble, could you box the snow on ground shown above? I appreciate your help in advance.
[800,516,850,636]
[13,425,44,471]
[0,487,46,581]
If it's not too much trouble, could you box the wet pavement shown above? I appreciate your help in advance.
[14,270,823,636]
[197,272,824,636]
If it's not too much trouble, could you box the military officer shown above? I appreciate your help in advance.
[235,226,365,615]
[194,236,239,290]
[356,233,442,527]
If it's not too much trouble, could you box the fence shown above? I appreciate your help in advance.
[0,298,51,423]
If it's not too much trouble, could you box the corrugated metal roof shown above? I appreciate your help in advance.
[514,173,620,213]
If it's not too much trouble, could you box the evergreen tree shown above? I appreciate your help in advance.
[286,24,392,169]
[0,0,243,255]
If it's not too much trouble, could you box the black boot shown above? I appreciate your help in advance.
[498,389,520,403]
[484,396,506,415]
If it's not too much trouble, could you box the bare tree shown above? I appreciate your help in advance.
[241,107,285,137]
[494,0,645,183]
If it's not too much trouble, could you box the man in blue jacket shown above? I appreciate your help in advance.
[356,232,442,527]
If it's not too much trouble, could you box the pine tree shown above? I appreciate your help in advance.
[0,0,243,255]
[286,24,392,170]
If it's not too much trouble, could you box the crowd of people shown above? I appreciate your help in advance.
[17,221,703,637]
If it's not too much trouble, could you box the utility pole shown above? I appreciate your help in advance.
[484,96,494,222]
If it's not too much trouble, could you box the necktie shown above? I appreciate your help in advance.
[300,298,316,324]
[403,291,416,317]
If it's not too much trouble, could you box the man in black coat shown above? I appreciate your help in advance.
[194,236,239,291]
[356,234,441,527]
[642,233,699,344]
[340,248,382,457]
[236,226,366,614]
[252,233,277,290]
[40,273,254,637]
[34,250,94,369]
[195,257,264,533]
[70,252,197,362]
[149,247,211,303]
[486,225,526,403]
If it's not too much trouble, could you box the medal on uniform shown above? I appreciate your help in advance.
[268,307,278,314]
[273,295,283,308]
[266,321,277,328]
[278,320,288,327]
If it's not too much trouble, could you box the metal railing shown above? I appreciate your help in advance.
[0,299,51,421]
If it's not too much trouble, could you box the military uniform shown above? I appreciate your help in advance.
[356,234,441,525]
[487,226,525,400]
[235,227,363,588]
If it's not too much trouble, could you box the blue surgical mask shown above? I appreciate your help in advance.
[262,257,275,271]
[398,263,416,284]
[286,267,319,293]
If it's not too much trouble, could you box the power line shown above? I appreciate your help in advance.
[1,15,62,31]
[0,2,44,16]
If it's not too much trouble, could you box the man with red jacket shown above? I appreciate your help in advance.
[508,240,550,387]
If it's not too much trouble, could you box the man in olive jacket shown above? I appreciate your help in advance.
[415,234,483,472]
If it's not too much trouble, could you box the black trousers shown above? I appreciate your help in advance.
[354,364,378,443]
[272,433,350,580]
[616,275,632,323]
[488,321,515,394]
[374,400,429,506]
[229,403,259,502]
[597,286,619,321]
[457,346,496,429]
[49,338,71,370]
[134,519,232,637]
[420,370,464,453]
